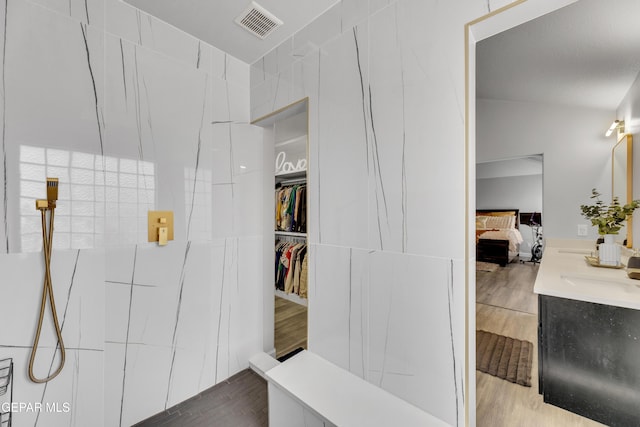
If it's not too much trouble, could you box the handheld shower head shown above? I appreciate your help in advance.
[30,176,65,383]
[46,178,58,208]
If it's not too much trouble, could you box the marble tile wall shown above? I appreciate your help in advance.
[105,238,263,426]
[0,250,105,426]
[251,0,509,425]
[0,0,262,426]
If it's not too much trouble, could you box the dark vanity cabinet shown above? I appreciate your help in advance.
[538,295,640,426]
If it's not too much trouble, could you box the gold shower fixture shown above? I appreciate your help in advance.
[148,210,174,246]
[29,177,65,383]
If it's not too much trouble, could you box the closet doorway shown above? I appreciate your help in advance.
[253,98,309,359]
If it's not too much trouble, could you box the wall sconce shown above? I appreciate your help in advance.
[605,119,625,137]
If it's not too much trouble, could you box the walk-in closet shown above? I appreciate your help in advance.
[254,99,309,359]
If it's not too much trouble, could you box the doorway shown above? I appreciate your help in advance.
[252,98,309,359]
[468,0,640,425]
[476,155,543,263]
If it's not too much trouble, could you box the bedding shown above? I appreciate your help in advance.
[476,209,522,266]
[477,228,523,252]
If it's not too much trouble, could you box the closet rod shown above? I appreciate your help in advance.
[279,178,306,185]
[276,235,307,242]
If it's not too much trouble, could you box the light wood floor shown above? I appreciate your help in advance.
[274,296,307,358]
[476,262,604,427]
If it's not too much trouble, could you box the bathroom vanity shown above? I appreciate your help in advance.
[534,240,640,426]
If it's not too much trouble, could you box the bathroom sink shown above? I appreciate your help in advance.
[560,275,640,292]
[557,249,593,255]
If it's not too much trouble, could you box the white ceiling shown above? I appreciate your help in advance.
[123,0,640,104]
[477,0,640,110]
[123,0,339,64]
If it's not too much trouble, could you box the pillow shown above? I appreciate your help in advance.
[485,215,515,229]
[482,211,516,217]
[475,216,488,229]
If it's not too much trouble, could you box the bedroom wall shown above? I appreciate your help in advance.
[477,98,613,242]
[0,0,263,425]
[617,70,640,249]
[476,172,542,213]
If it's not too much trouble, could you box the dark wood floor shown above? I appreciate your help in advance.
[134,369,268,427]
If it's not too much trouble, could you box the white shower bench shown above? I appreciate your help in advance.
[253,350,450,427]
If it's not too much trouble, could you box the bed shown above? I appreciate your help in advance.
[476,209,523,267]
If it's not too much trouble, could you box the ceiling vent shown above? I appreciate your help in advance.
[235,2,283,40]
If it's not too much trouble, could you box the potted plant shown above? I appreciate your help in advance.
[580,188,640,266]
[580,188,640,236]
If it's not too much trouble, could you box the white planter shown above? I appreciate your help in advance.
[599,234,620,266]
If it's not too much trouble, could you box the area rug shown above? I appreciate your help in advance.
[476,330,533,387]
[476,261,499,272]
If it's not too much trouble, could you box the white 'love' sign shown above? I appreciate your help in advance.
[276,151,307,174]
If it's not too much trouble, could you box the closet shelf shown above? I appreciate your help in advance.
[275,289,308,307]
[274,134,307,148]
[275,170,307,179]
[275,231,307,237]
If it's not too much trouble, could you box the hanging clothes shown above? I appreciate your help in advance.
[292,245,307,295]
[299,254,308,299]
[275,184,307,233]
[275,239,308,298]
[275,181,307,298]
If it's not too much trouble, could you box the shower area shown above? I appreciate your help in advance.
[0,0,266,425]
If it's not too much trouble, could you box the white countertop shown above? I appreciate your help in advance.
[534,239,640,310]
[266,350,450,427]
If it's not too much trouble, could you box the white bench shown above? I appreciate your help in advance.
[248,351,281,380]
[260,350,450,427]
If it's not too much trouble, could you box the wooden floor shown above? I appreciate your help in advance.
[476,262,604,427]
[274,296,307,359]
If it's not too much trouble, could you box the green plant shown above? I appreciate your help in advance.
[580,188,640,235]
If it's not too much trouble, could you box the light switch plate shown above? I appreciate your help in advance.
[148,211,174,243]
[577,224,588,236]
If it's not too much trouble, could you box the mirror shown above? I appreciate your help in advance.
[612,134,633,247]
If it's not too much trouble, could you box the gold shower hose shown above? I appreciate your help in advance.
[28,179,65,383]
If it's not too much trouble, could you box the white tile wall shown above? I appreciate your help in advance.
[0,0,261,426]
[250,1,494,425]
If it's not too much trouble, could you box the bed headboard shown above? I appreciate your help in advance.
[476,209,520,229]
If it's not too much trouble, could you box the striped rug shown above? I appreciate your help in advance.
[476,330,533,387]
